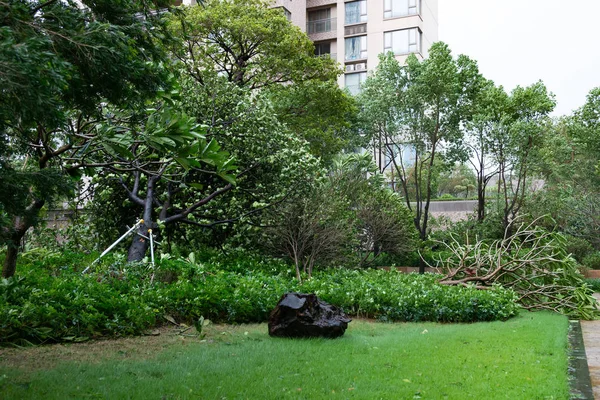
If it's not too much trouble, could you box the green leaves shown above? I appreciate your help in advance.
[167,0,339,90]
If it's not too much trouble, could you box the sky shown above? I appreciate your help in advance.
[438,0,600,116]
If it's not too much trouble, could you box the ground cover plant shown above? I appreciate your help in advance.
[0,312,569,399]
[0,250,518,344]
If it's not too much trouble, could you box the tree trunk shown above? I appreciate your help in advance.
[127,176,159,262]
[127,222,151,262]
[418,257,427,275]
[2,200,45,278]
[477,180,485,222]
[2,242,20,278]
[3,226,29,278]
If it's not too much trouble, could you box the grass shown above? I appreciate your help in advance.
[0,311,568,399]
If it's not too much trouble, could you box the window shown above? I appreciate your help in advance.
[345,36,367,61]
[314,42,331,56]
[384,28,421,55]
[345,72,367,95]
[345,0,367,25]
[308,8,332,33]
[384,0,420,18]
[276,6,292,21]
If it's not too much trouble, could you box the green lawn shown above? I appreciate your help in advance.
[0,312,569,399]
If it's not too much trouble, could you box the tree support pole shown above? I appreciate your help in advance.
[83,219,144,273]
[149,228,156,284]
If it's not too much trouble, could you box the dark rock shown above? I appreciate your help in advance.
[268,293,351,338]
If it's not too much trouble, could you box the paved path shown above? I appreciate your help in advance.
[581,294,600,399]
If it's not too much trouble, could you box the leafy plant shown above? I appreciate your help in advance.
[431,218,599,319]
[583,252,600,270]
[0,250,520,344]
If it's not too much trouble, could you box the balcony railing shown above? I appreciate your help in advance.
[317,52,337,60]
[307,18,337,34]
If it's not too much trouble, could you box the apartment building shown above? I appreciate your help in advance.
[272,0,438,94]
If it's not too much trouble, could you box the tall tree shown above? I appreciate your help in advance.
[358,43,483,271]
[167,0,355,160]
[267,80,360,164]
[0,0,173,277]
[463,82,509,221]
[493,82,555,232]
[124,0,349,252]
[167,0,338,89]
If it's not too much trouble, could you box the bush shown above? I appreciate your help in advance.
[585,279,600,292]
[583,252,600,270]
[301,269,519,323]
[437,193,457,200]
[0,250,520,344]
[0,272,155,344]
[564,235,595,263]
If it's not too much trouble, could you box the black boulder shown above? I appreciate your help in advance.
[268,293,351,338]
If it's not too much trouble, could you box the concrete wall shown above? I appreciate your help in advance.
[413,200,478,223]
[273,0,307,32]
[421,0,438,55]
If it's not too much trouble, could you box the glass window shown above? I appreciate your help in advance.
[383,28,421,55]
[345,0,367,25]
[314,42,331,56]
[345,36,367,61]
[384,0,420,18]
[308,9,332,33]
[345,72,367,95]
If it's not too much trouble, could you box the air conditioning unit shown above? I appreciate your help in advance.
[355,63,367,71]
[345,64,355,72]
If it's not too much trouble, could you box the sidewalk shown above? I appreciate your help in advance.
[581,293,600,399]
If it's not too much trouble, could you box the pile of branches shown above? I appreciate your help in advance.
[427,218,598,319]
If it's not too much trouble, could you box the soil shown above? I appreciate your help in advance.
[0,323,263,374]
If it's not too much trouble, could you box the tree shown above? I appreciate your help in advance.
[167,0,338,89]
[136,0,348,252]
[267,80,361,164]
[463,82,509,220]
[525,91,600,248]
[437,163,477,198]
[0,0,173,277]
[573,87,600,168]
[433,218,598,320]
[493,82,555,233]
[71,103,237,261]
[264,153,416,278]
[168,0,354,162]
[358,43,483,272]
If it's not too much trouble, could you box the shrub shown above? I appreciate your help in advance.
[564,235,595,263]
[301,269,519,323]
[585,279,600,292]
[0,250,520,344]
[583,252,600,270]
[0,272,155,344]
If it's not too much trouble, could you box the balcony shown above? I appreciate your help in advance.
[345,23,367,36]
[307,18,337,41]
[317,53,337,62]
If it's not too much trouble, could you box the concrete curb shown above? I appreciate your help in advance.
[569,320,594,399]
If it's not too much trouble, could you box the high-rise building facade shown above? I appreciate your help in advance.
[272,0,438,94]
